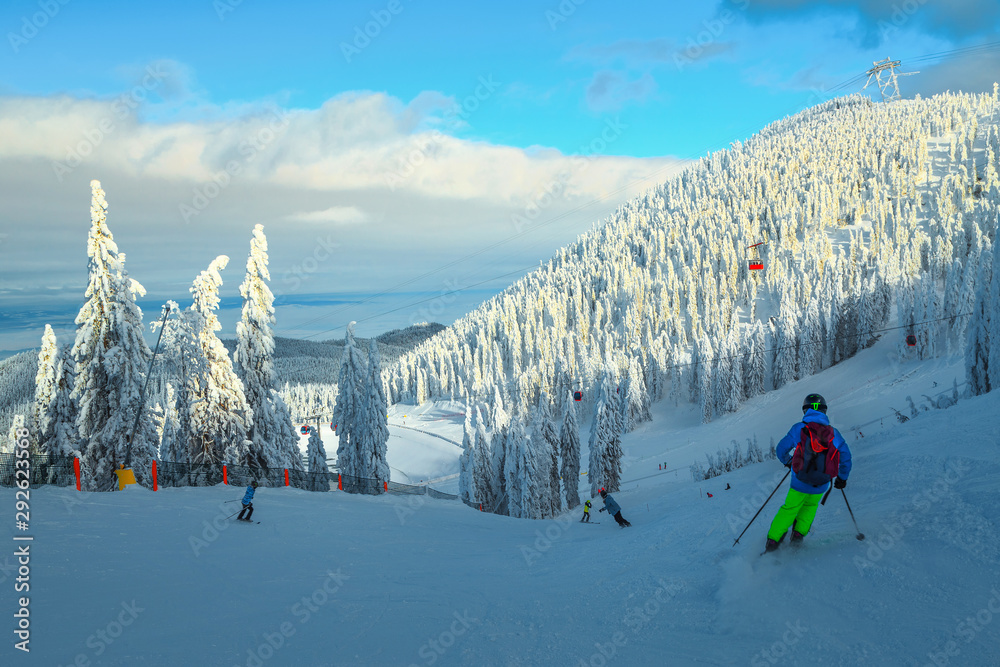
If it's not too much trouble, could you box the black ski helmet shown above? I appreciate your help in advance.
[599,488,607,498]
[251,480,259,488]
[802,393,827,413]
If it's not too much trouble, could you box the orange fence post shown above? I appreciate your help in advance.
[74,457,81,491]
[384,481,388,492]
[338,474,342,491]
[223,464,227,485]
[152,460,158,492]
[284,469,289,486]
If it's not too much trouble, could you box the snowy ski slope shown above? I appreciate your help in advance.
[3,334,999,666]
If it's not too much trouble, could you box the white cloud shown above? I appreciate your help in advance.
[0,88,689,353]
[0,91,685,204]
[285,206,368,225]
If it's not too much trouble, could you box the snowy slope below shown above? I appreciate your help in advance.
[295,402,463,486]
[4,344,999,666]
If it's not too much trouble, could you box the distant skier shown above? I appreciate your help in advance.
[598,488,631,527]
[764,394,852,552]
[581,499,593,523]
[237,481,259,522]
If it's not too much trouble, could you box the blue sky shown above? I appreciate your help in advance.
[1,0,998,355]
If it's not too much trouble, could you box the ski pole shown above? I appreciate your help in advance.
[841,489,865,541]
[225,508,242,520]
[733,469,790,547]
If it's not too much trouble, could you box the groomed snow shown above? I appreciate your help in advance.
[4,337,999,666]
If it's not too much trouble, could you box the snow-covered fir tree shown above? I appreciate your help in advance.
[489,400,510,515]
[559,392,582,509]
[234,224,301,470]
[32,324,59,453]
[503,420,524,517]
[623,356,651,432]
[588,370,623,497]
[307,426,330,492]
[4,415,24,455]
[71,181,158,489]
[355,338,390,492]
[521,414,547,520]
[42,345,80,458]
[185,256,254,466]
[159,383,183,463]
[989,234,1000,394]
[153,301,205,466]
[459,406,474,504]
[332,322,367,483]
[966,241,993,396]
[472,407,493,509]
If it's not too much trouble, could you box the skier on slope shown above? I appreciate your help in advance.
[764,394,852,552]
[598,488,631,527]
[237,481,259,522]
[581,499,593,523]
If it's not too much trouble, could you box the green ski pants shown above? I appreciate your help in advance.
[767,487,821,542]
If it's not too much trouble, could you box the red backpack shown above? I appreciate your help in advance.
[791,422,840,487]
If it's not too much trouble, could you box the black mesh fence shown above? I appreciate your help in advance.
[0,453,457,500]
[0,452,77,488]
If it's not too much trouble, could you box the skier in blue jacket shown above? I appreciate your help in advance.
[598,488,631,527]
[765,394,852,552]
[237,481,258,522]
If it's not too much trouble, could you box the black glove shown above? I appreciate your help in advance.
[834,478,847,489]
[599,507,605,513]
[784,460,792,469]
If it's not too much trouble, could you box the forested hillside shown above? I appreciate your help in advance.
[0,350,35,446]
[386,91,999,428]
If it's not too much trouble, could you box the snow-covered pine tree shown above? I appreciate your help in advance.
[744,320,767,399]
[459,406,474,504]
[489,404,510,515]
[624,356,651,430]
[356,338,390,493]
[698,336,715,424]
[531,391,561,516]
[797,299,821,378]
[153,302,204,466]
[966,242,993,396]
[558,391,582,510]
[986,231,1000,392]
[307,426,331,492]
[234,224,300,470]
[72,181,158,489]
[589,370,622,497]
[186,257,254,467]
[771,294,798,390]
[159,383,183,463]
[504,419,524,517]
[522,413,547,520]
[332,322,367,483]
[32,324,59,453]
[472,407,493,509]
[4,415,25,455]
[42,345,81,458]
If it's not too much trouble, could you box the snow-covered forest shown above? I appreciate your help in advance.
[385,90,1000,516]
[4,90,1000,507]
